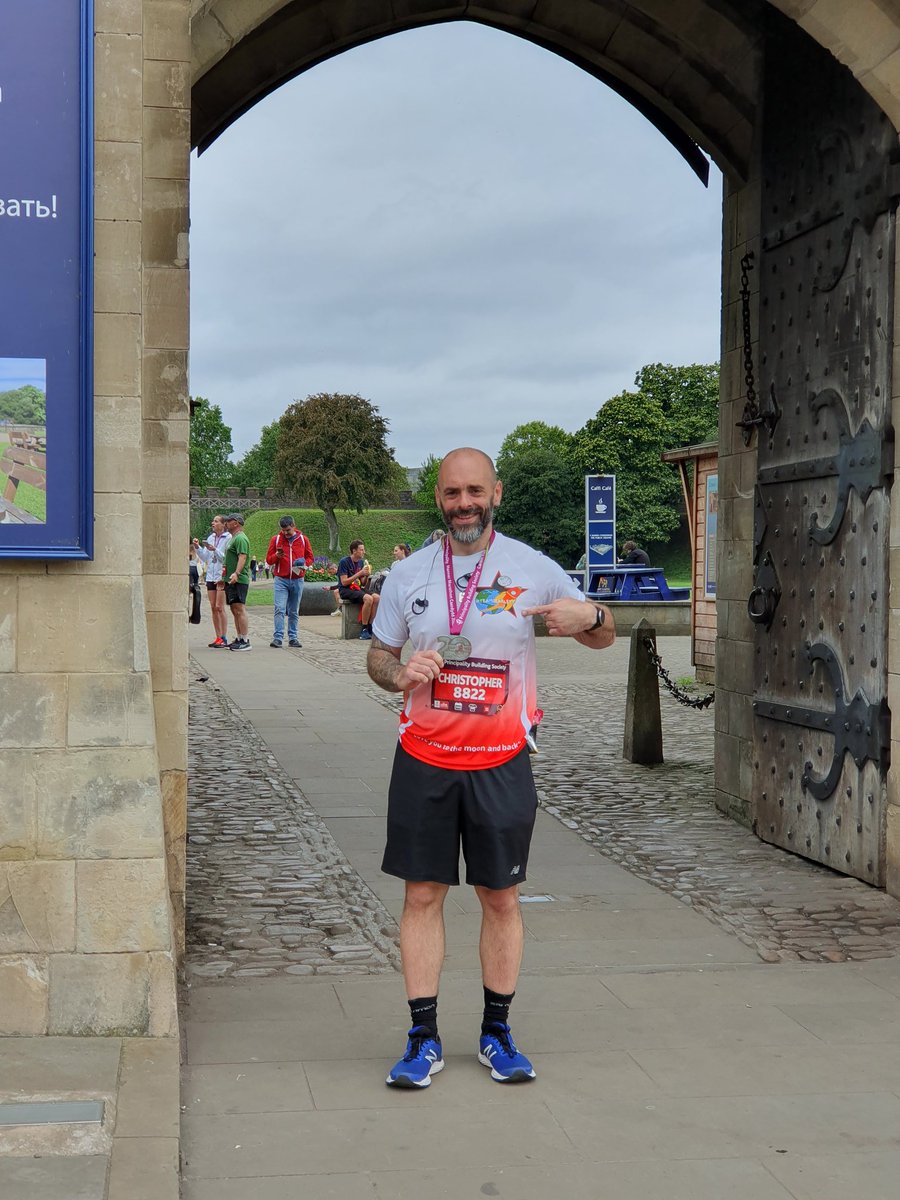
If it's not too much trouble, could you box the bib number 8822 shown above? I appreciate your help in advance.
[453,686,486,701]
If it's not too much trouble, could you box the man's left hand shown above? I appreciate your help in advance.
[522,598,600,637]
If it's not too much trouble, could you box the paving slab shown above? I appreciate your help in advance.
[547,1090,900,1162]
[0,1037,121,1096]
[762,1149,900,1200]
[182,1061,315,1115]
[776,997,900,1043]
[0,1155,108,1200]
[181,1158,797,1200]
[631,1041,900,1097]
[599,963,896,1008]
[181,1102,576,1179]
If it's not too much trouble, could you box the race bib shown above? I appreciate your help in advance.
[431,657,510,716]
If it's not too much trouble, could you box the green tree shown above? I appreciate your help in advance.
[571,389,681,546]
[189,397,234,489]
[634,362,719,446]
[231,420,280,490]
[274,393,397,554]
[0,384,46,425]
[570,363,720,548]
[495,448,583,565]
[414,454,442,523]
[496,421,572,478]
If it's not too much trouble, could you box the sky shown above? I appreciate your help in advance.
[190,20,723,470]
[0,357,46,391]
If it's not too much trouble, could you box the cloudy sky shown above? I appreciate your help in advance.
[190,21,723,469]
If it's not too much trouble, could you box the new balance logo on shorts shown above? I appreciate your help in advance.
[509,864,520,876]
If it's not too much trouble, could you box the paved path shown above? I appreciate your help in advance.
[182,612,900,1199]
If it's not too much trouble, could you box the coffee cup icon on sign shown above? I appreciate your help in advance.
[594,500,607,514]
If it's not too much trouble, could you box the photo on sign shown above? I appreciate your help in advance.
[0,357,47,525]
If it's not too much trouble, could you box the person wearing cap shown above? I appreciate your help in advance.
[266,516,314,648]
[223,514,252,651]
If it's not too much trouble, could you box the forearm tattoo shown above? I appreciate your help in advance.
[367,637,405,692]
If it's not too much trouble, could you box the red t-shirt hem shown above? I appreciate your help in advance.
[399,731,526,771]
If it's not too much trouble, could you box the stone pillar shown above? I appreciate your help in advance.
[714,149,761,827]
[0,0,188,1036]
[141,0,192,958]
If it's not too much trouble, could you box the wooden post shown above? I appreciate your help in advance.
[623,618,663,764]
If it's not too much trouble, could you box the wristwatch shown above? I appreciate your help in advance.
[591,605,605,630]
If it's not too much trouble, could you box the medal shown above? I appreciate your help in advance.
[437,635,472,662]
[441,532,495,656]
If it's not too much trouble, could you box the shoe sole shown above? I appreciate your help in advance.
[385,1059,444,1088]
[477,1052,536,1082]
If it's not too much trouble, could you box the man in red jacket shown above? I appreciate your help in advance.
[265,516,314,648]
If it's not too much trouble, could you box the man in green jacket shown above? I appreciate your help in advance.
[223,513,252,651]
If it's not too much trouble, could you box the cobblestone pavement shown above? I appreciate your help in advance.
[188,614,900,969]
[532,683,900,964]
[186,657,400,982]
[234,614,900,965]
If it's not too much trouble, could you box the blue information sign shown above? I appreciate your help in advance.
[0,2,93,557]
[585,475,616,575]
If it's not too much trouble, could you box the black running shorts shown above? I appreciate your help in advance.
[225,582,249,606]
[381,743,538,890]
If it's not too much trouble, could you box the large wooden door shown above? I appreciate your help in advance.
[750,16,896,884]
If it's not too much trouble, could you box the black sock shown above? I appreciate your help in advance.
[408,995,438,1039]
[482,986,515,1033]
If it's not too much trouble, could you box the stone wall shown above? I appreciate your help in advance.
[0,0,188,1036]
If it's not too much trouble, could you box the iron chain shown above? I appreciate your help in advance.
[736,250,760,445]
[740,251,756,411]
[642,637,715,710]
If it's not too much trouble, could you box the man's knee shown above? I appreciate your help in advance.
[403,881,449,914]
[475,884,520,917]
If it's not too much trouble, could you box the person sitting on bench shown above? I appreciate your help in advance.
[618,540,650,567]
[338,539,378,640]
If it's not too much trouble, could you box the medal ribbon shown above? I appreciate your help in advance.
[442,531,495,636]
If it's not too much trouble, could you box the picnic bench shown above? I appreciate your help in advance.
[586,566,690,602]
[0,444,47,524]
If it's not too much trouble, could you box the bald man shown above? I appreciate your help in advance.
[367,447,615,1089]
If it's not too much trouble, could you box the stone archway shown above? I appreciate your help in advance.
[183,0,900,898]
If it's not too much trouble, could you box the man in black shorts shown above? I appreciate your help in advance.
[223,513,252,651]
[367,447,615,1088]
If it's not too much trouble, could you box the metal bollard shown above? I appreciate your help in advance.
[623,618,663,764]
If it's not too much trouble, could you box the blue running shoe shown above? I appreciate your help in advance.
[386,1026,444,1088]
[478,1023,536,1082]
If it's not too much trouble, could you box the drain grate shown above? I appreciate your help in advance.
[518,894,555,904]
[0,1101,104,1127]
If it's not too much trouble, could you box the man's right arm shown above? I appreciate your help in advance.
[367,638,405,691]
[367,637,444,693]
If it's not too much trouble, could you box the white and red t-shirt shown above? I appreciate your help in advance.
[373,531,581,770]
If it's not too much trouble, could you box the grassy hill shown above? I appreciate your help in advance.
[224,507,693,586]
[241,508,437,568]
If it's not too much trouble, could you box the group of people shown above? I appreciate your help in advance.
[191,516,416,649]
[192,512,314,652]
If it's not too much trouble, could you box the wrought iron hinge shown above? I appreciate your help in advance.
[753,642,890,800]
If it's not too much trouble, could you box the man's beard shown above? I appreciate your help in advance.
[441,503,494,545]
